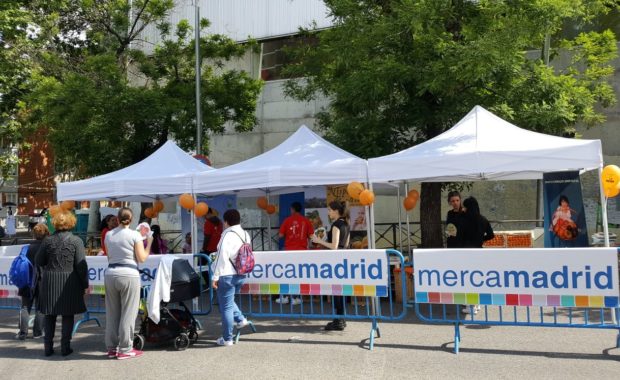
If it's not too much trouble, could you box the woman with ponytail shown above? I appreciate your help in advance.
[104,207,153,360]
[311,201,350,331]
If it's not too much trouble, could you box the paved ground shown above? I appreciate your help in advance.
[0,308,618,379]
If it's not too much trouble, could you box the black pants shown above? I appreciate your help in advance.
[333,296,346,317]
[44,315,74,348]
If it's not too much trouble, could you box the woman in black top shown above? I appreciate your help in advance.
[311,201,350,331]
[36,210,89,357]
[459,197,494,248]
[445,191,465,248]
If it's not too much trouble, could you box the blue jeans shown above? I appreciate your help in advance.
[217,275,246,341]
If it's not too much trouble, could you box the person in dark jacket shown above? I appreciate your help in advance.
[36,210,89,357]
[459,196,494,315]
[445,191,465,248]
[16,223,49,340]
[459,197,495,248]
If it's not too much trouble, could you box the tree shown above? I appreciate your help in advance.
[24,1,262,178]
[284,0,619,248]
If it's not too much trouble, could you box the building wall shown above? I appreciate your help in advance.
[17,128,55,215]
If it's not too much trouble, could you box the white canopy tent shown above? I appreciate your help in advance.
[192,125,369,196]
[192,125,370,249]
[368,105,610,245]
[368,106,602,182]
[57,141,213,202]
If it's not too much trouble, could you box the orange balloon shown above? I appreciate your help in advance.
[265,204,276,214]
[407,189,419,200]
[347,182,365,200]
[153,200,164,213]
[403,196,417,211]
[194,202,209,217]
[359,189,375,206]
[60,200,75,210]
[256,197,268,209]
[49,205,62,217]
[179,193,195,210]
[144,207,155,219]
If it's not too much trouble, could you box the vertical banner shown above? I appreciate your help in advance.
[543,171,588,247]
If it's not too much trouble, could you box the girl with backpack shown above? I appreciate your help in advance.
[211,209,251,346]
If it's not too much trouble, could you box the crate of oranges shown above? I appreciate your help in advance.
[506,232,533,248]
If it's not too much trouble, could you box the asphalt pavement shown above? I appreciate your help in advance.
[0,308,618,379]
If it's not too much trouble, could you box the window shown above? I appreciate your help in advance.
[260,35,318,81]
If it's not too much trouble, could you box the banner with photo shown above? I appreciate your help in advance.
[543,171,589,247]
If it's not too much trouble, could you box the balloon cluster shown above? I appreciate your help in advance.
[178,194,209,217]
[257,197,276,214]
[144,200,165,219]
[347,182,375,206]
[602,165,620,198]
[403,189,419,211]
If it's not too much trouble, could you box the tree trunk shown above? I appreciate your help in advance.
[420,182,443,248]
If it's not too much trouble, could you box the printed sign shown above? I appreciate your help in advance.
[239,249,389,297]
[543,171,589,247]
[0,254,194,297]
[414,248,619,307]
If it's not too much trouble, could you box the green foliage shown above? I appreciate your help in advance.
[283,0,619,247]
[284,0,619,159]
[19,0,262,177]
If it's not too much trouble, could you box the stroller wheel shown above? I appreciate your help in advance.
[188,330,199,344]
[133,334,145,351]
[174,333,190,351]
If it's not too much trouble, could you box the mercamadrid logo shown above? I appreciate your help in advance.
[418,265,614,290]
[249,259,384,280]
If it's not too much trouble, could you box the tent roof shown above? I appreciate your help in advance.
[57,141,213,201]
[368,106,603,183]
[193,125,368,196]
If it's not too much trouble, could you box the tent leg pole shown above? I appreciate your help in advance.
[397,184,403,253]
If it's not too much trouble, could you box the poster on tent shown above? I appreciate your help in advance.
[325,185,368,249]
[181,194,237,252]
[304,187,328,248]
[543,171,588,247]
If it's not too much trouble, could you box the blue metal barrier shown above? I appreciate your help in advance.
[235,249,407,350]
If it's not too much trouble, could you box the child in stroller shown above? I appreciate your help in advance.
[134,258,201,351]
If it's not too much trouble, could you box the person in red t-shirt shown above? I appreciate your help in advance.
[202,209,223,254]
[275,202,314,305]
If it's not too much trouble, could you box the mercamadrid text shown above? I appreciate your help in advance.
[249,259,383,280]
[418,266,614,289]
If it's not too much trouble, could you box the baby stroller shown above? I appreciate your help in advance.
[133,258,201,351]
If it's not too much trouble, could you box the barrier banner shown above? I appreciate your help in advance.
[239,249,389,297]
[0,254,194,297]
[414,248,619,307]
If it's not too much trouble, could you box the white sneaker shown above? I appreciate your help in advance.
[291,297,302,306]
[215,337,233,346]
[275,296,289,304]
[462,306,477,314]
[236,318,249,329]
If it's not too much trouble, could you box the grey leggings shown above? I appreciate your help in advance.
[104,274,141,353]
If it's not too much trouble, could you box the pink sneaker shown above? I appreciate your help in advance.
[116,348,143,360]
[107,349,117,359]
